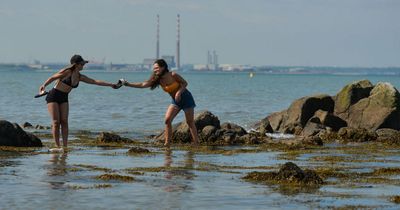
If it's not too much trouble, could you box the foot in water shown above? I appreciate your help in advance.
[49,147,65,153]
[164,141,170,147]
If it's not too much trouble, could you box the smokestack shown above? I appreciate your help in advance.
[176,14,180,70]
[156,14,160,59]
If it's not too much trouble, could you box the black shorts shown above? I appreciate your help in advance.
[46,88,69,104]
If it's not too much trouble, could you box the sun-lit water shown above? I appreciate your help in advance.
[1,69,400,209]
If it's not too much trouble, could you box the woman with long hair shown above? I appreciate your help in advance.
[38,54,118,152]
[122,59,199,146]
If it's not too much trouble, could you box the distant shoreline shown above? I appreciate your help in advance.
[1,63,400,76]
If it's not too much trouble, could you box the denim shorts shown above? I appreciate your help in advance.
[171,89,196,110]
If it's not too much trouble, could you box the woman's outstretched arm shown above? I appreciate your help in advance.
[124,80,152,88]
[80,74,117,88]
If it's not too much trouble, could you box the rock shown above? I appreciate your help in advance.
[194,111,221,130]
[267,95,334,133]
[311,110,347,131]
[238,134,261,144]
[302,136,323,146]
[258,118,273,136]
[200,125,218,142]
[243,162,323,186]
[301,121,326,137]
[318,129,338,142]
[267,110,286,132]
[262,80,400,138]
[35,124,50,130]
[97,132,131,143]
[337,127,377,142]
[376,128,400,145]
[127,147,150,154]
[22,122,33,128]
[334,80,374,118]
[156,110,221,144]
[346,82,400,130]
[220,122,247,136]
[0,120,43,147]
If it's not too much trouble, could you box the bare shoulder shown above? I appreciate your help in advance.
[170,71,181,77]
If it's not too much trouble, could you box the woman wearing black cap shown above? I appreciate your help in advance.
[38,54,119,152]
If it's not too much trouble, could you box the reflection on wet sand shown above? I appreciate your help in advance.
[46,152,68,189]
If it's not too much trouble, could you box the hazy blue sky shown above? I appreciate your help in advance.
[0,0,399,66]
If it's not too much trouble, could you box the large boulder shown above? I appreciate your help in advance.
[334,80,374,119]
[267,95,334,133]
[309,110,347,131]
[0,120,42,147]
[346,82,400,130]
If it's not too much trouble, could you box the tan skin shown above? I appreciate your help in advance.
[39,63,117,149]
[124,63,199,146]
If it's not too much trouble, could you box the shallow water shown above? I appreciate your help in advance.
[1,137,400,209]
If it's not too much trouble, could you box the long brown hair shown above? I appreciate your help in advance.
[149,59,169,90]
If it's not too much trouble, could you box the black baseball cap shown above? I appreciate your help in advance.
[70,54,89,65]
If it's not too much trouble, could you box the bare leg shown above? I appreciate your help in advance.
[47,103,61,147]
[164,105,180,146]
[59,102,69,148]
[184,108,199,145]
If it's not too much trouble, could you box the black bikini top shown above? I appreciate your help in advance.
[61,75,79,88]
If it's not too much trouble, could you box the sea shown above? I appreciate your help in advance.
[1,68,400,209]
[3,69,400,136]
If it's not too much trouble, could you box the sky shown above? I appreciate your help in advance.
[0,0,399,67]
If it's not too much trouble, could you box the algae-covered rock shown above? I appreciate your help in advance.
[97,132,132,143]
[337,127,377,142]
[346,82,400,130]
[334,80,373,118]
[96,173,135,182]
[243,162,323,186]
[0,120,42,147]
[127,147,150,154]
[376,128,400,145]
[390,195,400,204]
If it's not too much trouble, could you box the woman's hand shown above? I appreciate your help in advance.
[39,85,45,93]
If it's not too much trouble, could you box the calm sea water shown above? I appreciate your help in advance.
[2,69,400,137]
[1,68,400,209]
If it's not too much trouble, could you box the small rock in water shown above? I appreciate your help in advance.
[127,147,150,154]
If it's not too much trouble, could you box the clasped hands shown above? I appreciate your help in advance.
[112,79,128,89]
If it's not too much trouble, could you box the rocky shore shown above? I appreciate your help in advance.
[1,80,400,208]
[2,80,400,147]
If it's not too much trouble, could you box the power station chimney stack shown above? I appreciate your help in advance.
[156,14,160,59]
[176,14,180,70]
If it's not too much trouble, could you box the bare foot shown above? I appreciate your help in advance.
[164,141,170,147]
